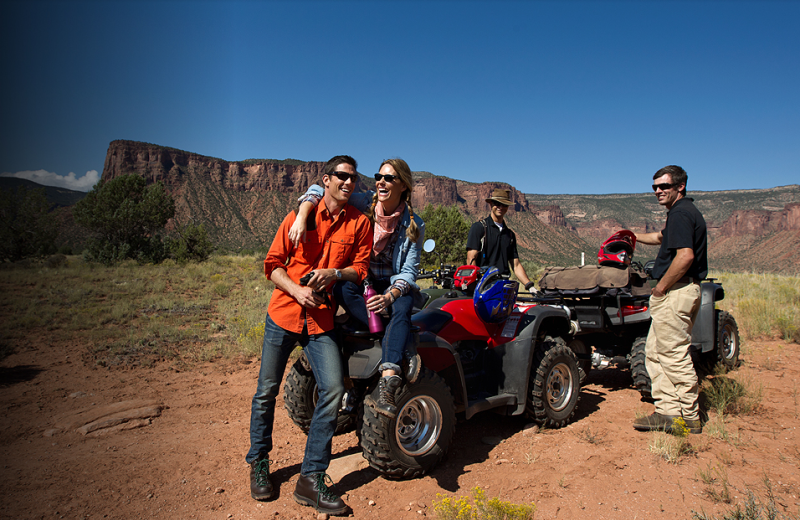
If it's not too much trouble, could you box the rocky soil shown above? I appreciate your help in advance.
[2,333,799,519]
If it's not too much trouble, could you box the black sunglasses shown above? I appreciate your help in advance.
[331,171,359,182]
[652,182,675,192]
[374,173,398,183]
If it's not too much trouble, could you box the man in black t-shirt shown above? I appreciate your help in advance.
[633,165,707,435]
[466,188,537,294]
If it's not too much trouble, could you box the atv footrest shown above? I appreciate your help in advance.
[465,393,517,419]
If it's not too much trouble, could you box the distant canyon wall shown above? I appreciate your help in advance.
[103,140,537,220]
[99,140,800,273]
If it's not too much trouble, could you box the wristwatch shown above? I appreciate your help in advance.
[334,269,342,279]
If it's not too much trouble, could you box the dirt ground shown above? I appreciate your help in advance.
[2,331,799,520]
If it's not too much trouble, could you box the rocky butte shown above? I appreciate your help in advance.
[99,140,800,273]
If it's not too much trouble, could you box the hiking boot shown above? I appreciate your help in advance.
[293,472,349,516]
[368,375,402,418]
[249,457,274,501]
[404,353,422,384]
[684,418,703,434]
[632,412,680,433]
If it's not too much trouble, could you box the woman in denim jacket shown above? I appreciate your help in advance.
[290,158,425,418]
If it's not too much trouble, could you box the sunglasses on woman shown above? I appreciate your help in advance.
[374,173,397,183]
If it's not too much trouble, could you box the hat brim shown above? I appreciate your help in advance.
[486,197,512,206]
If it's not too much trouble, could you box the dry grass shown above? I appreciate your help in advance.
[0,254,273,367]
[648,430,694,463]
[712,271,800,342]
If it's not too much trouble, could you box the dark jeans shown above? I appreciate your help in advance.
[333,280,413,373]
[246,314,344,476]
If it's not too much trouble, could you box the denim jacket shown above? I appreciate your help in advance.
[301,185,425,291]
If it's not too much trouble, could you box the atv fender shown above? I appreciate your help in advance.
[500,305,572,417]
[691,282,724,354]
[416,331,469,413]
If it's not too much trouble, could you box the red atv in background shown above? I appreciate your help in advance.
[283,267,581,479]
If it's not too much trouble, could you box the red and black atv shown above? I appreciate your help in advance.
[283,267,581,479]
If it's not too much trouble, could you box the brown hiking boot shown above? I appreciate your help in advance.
[632,412,680,433]
[293,472,349,516]
[367,375,402,418]
[249,457,273,500]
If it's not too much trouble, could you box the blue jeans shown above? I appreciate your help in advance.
[246,314,344,476]
[333,280,413,373]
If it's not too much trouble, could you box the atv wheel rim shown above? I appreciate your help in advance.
[395,395,443,457]
[720,324,738,361]
[546,362,574,412]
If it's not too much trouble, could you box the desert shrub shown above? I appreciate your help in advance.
[45,254,68,269]
[692,483,800,519]
[167,221,214,263]
[433,487,536,520]
[73,174,175,265]
[697,462,733,503]
[0,185,59,261]
[702,374,763,416]
[648,418,695,463]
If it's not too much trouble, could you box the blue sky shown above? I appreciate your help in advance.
[1,0,798,194]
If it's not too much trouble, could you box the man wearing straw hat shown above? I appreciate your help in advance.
[466,187,537,294]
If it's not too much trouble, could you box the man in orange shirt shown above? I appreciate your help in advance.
[246,155,371,516]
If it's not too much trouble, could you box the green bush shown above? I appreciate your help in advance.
[0,186,59,261]
[73,174,175,265]
[167,221,214,263]
[419,203,471,268]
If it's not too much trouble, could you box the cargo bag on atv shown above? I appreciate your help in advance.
[538,265,650,297]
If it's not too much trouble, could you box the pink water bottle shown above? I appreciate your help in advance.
[363,280,385,333]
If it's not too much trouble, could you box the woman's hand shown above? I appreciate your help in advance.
[288,215,307,248]
[366,293,392,313]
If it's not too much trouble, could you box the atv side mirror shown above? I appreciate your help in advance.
[423,239,436,253]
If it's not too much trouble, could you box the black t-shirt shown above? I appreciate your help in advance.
[466,217,519,276]
[652,197,708,281]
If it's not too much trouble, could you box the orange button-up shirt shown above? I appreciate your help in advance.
[264,203,372,334]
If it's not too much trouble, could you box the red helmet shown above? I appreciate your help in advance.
[598,230,636,267]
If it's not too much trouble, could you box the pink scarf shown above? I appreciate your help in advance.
[373,202,406,256]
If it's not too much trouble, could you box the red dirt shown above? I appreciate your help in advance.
[2,335,799,519]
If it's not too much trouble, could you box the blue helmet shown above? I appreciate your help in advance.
[473,267,519,324]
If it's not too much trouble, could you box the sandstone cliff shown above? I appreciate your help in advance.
[98,141,800,273]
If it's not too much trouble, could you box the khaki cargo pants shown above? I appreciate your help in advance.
[645,280,702,420]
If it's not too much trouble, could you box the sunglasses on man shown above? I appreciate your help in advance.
[330,171,359,182]
[652,182,676,192]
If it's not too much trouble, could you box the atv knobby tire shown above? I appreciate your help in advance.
[714,311,741,370]
[283,357,355,435]
[526,337,581,428]
[629,335,652,399]
[360,368,455,479]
